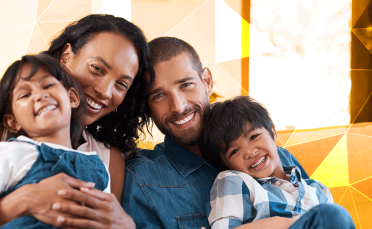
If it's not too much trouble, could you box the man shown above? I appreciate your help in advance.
[122,37,348,228]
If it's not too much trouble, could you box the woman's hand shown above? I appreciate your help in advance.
[53,187,135,229]
[0,173,95,227]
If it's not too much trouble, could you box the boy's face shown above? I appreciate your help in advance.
[220,124,285,179]
[4,64,79,139]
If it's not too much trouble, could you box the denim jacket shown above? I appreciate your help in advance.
[122,137,309,229]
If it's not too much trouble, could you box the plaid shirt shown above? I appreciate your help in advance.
[206,166,333,229]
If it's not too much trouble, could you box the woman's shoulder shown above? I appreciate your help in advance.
[77,130,111,167]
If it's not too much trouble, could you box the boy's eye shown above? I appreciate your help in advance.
[250,134,259,141]
[229,149,239,157]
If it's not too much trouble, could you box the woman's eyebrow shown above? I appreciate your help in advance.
[91,56,111,70]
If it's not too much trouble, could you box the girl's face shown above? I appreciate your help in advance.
[62,32,139,127]
[4,64,79,139]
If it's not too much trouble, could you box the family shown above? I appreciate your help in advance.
[0,14,356,229]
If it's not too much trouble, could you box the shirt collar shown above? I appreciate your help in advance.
[162,136,210,178]
[256,166,302,185]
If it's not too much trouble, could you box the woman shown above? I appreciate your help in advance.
[0,14,153,228]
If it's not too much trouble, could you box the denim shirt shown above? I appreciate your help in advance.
[122,137,309,229]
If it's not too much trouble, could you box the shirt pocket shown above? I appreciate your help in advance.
[176,212,210,229]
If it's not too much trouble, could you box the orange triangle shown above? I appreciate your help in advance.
[348,122,372,137]
[132,0,209,41]
[37,21,72,44]
[339,187,361,229]
[350,187,372,229]
[276,129,295,147]
[352,177,372,200]
[350,32,372,70]
[285,134,344,177]
[211,64,244,99]
[329,186,349,204]
[38,0,91,22]
[285,127,348,147]
[347,133,372,184]
[352,28,372,55]
[218,59,242,87]
[37,0,54,19]
[26,25,48,54]
[352,0,372,28]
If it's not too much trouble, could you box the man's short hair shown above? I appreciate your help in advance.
[148,37,203,77]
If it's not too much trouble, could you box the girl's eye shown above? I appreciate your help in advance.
[181,83,191,88]
[229,149,239,157]
[250,134,260,141]
[19,93,30,99]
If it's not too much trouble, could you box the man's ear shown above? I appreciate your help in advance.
[68,88,80,109]
[60,43,73,65]
[271,124,278,141]
[2,114,21,133]
[201,67,213,96]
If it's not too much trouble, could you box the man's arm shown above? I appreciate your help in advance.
[235,217,297,229]
[122,169,164,228]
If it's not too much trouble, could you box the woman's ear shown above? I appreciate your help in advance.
[68,88,80,108]
[2,114,21,133]
[60,43,73,65]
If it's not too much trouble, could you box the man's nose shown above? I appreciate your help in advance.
[169,92,187,114]
[93,77,114,100]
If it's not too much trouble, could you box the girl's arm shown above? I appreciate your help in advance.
[0,173,95,227]
[109,146,125,202]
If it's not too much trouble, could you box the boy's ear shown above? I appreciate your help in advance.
[271,124,278,141]
[68,88,80,108]
[60,43,73,65]
[201,67,213,97]
[2,114,21,133]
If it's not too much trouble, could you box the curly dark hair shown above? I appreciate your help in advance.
[42,14,154,158]
[0,54,86,149]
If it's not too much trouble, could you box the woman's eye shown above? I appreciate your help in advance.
[117,81,128,89]
[229,149,239,157]
[250,134,259,141]
[91,65,103,74]
[181,83,191,88]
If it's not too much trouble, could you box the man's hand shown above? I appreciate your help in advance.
[236,217,296,229]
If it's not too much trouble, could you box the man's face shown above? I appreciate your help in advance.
[148,52,213,147]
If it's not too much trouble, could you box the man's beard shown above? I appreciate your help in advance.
[154,99,210,147]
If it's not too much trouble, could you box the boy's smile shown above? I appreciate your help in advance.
[220,124,287,180]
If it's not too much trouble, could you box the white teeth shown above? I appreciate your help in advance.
[251,155,266,168]
[173,112,195,125]
[87,97,102,109]
[36,105,57,116]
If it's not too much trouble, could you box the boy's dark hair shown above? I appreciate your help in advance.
[42,14,155,157]
[148,37,203,77]
[0,54,86,149]
[201,96,275,171]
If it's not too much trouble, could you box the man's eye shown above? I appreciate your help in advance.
[181,83,191,88]
[229,149,239,157]
[250,134,259,141]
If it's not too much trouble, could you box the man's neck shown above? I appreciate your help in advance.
[184,144,202,157]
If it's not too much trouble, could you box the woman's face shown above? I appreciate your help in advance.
[62,32,139,127]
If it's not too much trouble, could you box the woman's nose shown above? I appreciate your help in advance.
[93,77,114,100]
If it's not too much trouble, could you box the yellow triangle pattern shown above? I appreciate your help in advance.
[310,134,349,188]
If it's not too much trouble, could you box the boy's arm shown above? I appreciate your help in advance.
[208,172,254,229]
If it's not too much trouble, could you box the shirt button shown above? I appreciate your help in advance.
[275,181,281,185]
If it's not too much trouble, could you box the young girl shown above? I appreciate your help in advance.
[0,54,110,228]
[201,96,355,229]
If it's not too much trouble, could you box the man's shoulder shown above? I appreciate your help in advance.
[125,146,167,170]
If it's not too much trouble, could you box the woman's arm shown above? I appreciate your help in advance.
[0,173,95,227]
[109,146,125,203]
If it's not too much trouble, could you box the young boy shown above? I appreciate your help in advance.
[201,96,355,229]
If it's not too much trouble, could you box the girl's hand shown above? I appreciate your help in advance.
[53,188,135,229]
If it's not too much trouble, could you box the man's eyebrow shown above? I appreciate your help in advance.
[91,57,112,70]
[149,87,164,96]
[175,76,196,84]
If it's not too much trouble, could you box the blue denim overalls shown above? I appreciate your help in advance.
[0,138,109,229]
